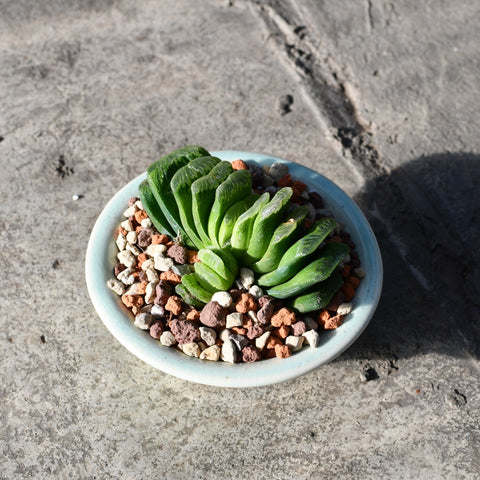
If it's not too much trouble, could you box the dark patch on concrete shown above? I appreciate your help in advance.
[55,155,74,178]
[360,366,379,382]
[277,94,293,115]
[52,259,60,269]
[24,64,49,79]
[57,41,81,68]
[350,153,480,362]
[445,389,467,408]
[40,335,46,343]
[0,136,4,142]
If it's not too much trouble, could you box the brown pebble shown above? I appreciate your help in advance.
[270,308,296,327]
[165,296,182,316]
[274,344,292,359]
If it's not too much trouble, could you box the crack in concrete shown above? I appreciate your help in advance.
[246,0,386,179]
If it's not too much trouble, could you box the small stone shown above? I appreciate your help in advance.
[120,219,133,232]
[115,233,127,251]
[144,281,157,304]
[274,344,292,358]
[167,244,187,264]
[255,331,271,350]
[229,333,249,350]
[141,258,154,271]
[123,205,137,218]
[171,264,193,277]
[226,312,243,329]
[134,200,144,210]
[151,304,165,317]
[145,244,167,257]
[199,344,221,361]
[117,268,134,285]
[354,267,365,279]
[277,95,293,116]
[285,335,304,352]
[107,278,125,296]
[165,296,182,315]
[248,285,263,299]
[182,342,201,358]
[239,268,255,290]
[303,329,320,348]
[125,243,141,257]
[221,338,238,364]
[154,256,174,272]
[268,162,289,181]
[211,291,233,308]
[199,326,217,346]
[337,303,353,316]
[117,250,137,268]
[219,328,232,342]
[242,345,261,363]
[303,316,319,331]
[140,218,152,228]
[149,322,163,339]
[134,313,152,330]
[200,301,227,329]
[126,230,137,244]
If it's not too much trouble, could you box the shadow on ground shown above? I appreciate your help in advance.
[342,152,480,368]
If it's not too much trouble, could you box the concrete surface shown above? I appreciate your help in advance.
[1,0,479,478]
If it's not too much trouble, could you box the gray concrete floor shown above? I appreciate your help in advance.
[1,1,479,478]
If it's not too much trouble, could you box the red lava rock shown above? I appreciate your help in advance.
[159,271,182,285]
[165,296,183,316]
[186,309,200,322]
[321,314,344,330]
[167,244,187,264]
[272,325,290,339]
[270,307,296,327]
[169,319,200,345]
[121,294,143,309]
[231,159,248,170]
[134,209,148,224]
[235,293,258,313]
[242,345,261,363]
[152,234,168,245]
[257,301,275,324]
[199,301,227,329]
[274,344,292,359]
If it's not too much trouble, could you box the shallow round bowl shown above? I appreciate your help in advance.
[85,151,382,388]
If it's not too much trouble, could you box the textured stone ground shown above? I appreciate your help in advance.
[1,1,479,478]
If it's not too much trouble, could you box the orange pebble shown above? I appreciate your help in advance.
[152,234,169,245]
[187,250,200,263]
[265,336,282,350]
[135,225,143,234]
[231,159,248,170]
[160,271,182,285]
[274,344,292,359]
[323,314,344,330]
[186,309,200,322]
[318,310,331,322]
[346,276,360,289]
[341,283,355,302]
[270,307,296,327]
[278,174,293,188]
[272,325,290,339]
[341,264,352,278]
[231,327,247,335]
[134,210,148,224]
[121,294,143,309]
[136,281,148,295]
[292,180,307,193]
[118,227,128,236]
[137,253,148,268]
[165,296,182,315]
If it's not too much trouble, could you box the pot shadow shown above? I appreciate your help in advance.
[340,152,480,368]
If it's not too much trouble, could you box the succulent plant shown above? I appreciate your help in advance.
[139,146,350,312]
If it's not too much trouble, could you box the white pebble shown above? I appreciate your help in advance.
[117,250,137,268]
[72,194,80,201]
[146,267,159,283]
[211,291,232,308]
[126,231,137,244]
[115,233,127,252]
[226,312,243,329]
[160,331,176,346]
[354,267,365,278]
[125,243,141,257]
[134,313,152,330]
[182,342,201,358]
[154,256,174,272]
[199,326,217,346]
[220,338,238,364]
[106,278,125,296]
[117,267,134,285]
[125,282,145,295]
[285,335,304,352]
[247,310,259,324]
[145,244,167,257]
[145,282,157,304]
[151,304,164,316]
[123,205,137,218]
[134,200,144,210]
[140,218,152,228]
[141,258,154,271]
[120,219,133,232]
[219,328,232,342]
[199,344,221,361]
[303,330,320,348]
[239,267,255,290]
[337,302,353,316]
[255,331,271,350]
[248,285,263,299]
